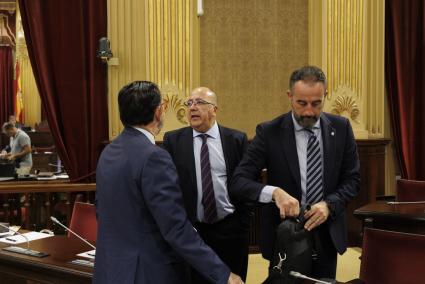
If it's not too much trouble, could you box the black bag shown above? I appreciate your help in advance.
[0,160,16,177]
[265,206,316,284]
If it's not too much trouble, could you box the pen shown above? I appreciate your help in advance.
[5,237,16,242]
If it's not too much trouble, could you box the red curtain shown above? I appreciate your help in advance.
[19,0,108,182]
[0,46,13,124]
[386,0,425,180]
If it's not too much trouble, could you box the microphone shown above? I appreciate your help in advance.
[0,223,49,257]
[289,271,335,284]
[387,201,425,205]
[50,216,96,250]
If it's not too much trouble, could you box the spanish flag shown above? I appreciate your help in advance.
[13,60,24,123]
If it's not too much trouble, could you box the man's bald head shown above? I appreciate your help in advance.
[191,87,218,106]
[186,87,218,133]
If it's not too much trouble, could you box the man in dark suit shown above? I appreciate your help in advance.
[163,87,251,283]
[230,66,360,279]
[94,81,244,284]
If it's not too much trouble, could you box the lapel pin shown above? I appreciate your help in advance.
[331,131,335,136]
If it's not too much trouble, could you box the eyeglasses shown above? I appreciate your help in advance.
[183,99,216,107]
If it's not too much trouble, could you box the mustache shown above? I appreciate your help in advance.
[299,115,319,121]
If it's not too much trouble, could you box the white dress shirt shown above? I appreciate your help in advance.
[193,122,235,222]
[259,112,323,204]
[133,126,155,144]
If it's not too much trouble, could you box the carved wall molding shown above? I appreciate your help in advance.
[161,83,187,125]
[107,0,198,139]
[331,85,360,123]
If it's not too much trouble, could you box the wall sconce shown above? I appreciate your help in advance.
[197,0,204,17]
[97,37,113,63]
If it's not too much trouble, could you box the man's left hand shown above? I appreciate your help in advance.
[303,201,329,231]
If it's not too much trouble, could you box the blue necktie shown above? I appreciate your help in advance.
[305,129,323,204]
[199,134,217,223]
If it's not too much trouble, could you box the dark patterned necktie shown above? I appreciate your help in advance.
[199,134,217,223]
[305,129,323,204]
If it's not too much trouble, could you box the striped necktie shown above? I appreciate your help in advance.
[305,129,323,204]
[199,134,217,223]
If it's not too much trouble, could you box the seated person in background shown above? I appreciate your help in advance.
[8,115,23,129]
[1,122,33,175]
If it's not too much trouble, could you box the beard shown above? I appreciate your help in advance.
[294,113,320,129]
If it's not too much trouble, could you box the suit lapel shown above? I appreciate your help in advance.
[280,114,302,192]
[181,128,197,189]
[320,114,336,194]
[218,125,231,178]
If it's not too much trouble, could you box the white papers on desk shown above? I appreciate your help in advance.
[0,226,21,238]
[77,249,96,259]
[55,174,69,179]
[0,231,13,237]
[36,176,57,181]
[0,231,53,244]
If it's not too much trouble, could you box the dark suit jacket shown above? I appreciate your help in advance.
[94,127,230,284]
[162,125,250,225]
[230,112,360,259]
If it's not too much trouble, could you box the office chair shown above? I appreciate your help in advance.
[68,202,97,243]
[396,178,425,202]
[359,228,425,284]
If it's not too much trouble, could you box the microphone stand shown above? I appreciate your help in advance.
[50,216,96,250]
[50,216,96,268]
[0,223,49,257]
[290,271,335,284]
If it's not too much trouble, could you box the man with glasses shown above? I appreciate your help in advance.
[230,66,360,280]
[163,87,251,283]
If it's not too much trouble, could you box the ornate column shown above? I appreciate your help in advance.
[309,0,385,139]
[107,0,199,139]
[309,0,395,195]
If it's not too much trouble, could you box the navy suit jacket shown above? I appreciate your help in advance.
[230,112,360,259]
[162,125,250,225]
[94,127,230,284]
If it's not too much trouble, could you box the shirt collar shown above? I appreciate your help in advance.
[133,126,155,144]
[192,121,219,139]
[13,129,21,138]
[291,111,321,132]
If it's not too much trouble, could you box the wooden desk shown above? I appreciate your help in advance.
[0,182,96,230]
[0,235,92,283]
[353,201,425,235]
[0,235,363,284]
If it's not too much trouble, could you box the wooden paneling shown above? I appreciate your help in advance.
[347,139,390,246]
